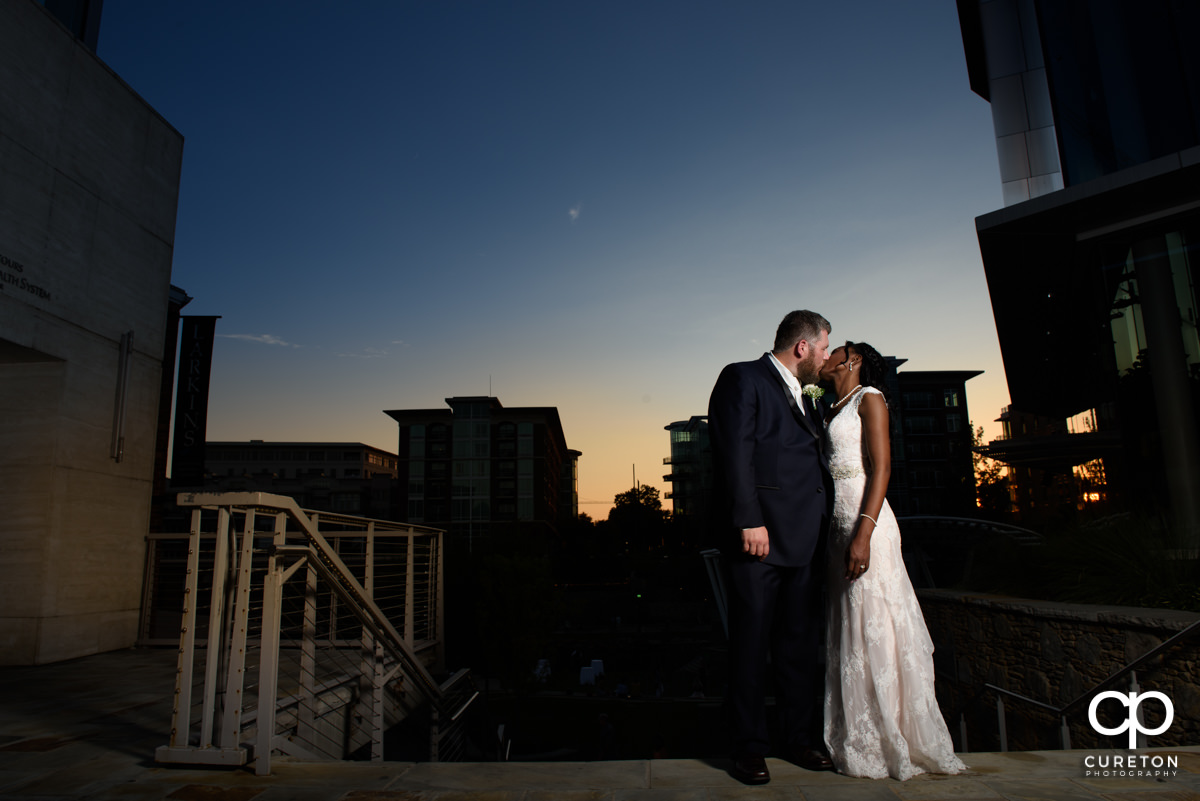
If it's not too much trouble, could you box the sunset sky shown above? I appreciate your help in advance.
[99,1,1008,517]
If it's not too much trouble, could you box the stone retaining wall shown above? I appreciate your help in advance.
[918,590,1200,752]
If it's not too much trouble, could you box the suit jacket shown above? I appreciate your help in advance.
[708,353,833,567]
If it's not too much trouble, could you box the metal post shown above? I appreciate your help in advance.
[200,507,232,747]
[435,533,445,667]
[959,714,968,754]
[297,560,318,748]
[1061,715,1071,750]
[1131,671,1146,748]
[167,509,204,748]
[405,532,416,648]
[219,509,257,749]
[997,696,1008,752]
[430,707,440,762]
[254,512,288,775]
[364,523,385,761]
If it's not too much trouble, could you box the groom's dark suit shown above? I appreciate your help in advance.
[709,353,833,757]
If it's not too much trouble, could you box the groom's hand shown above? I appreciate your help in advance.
[741,526,770,560]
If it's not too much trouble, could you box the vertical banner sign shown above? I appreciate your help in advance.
[171,316,219,487]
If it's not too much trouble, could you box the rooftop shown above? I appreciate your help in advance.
[1,648,1197,800]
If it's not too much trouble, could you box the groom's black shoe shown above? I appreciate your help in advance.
[785,746,835,772]
[730,752,771,785]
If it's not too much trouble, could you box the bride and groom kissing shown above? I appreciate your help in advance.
[708,309,965,784]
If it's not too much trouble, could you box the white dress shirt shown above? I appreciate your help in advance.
[768,352,805,415]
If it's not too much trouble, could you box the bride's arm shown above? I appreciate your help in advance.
[846,392,891,580]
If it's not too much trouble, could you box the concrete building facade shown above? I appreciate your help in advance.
[0,0,184,663]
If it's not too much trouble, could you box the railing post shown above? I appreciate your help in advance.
[405,532,416,648]
[959,714,968,754]
[166,509,204,748]
[1061,715,1071,750]
[297,560,318,747]
[200,507,233,747]
[219,509,257,749]
[1131,671,1146,748]
[997,696,1008,752]
[254,511,288,775]
[435,533,445,667]
[359,522,384,761]
[431,706,440,762]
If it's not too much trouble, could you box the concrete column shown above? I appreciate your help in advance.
[1133,236,1200,549]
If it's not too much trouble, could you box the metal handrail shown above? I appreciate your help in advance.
[979,616,1200,750]
[896,515,1044,542]
[155,492,451,774]
[1061,616,1200,715]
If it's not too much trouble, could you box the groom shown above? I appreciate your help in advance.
[708,309,835,784]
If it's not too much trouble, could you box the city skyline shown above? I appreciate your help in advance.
[98,1,1008,517]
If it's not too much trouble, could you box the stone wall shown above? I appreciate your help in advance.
[919,590,1200,752]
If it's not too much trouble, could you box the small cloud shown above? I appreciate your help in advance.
[390,340,411,347]
[220,333,298,347]
[568,203,581,223]
[337,346,390,359]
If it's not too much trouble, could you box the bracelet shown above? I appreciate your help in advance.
[860,513,877,525]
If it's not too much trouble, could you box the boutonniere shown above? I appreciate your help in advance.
[802,384,824,403]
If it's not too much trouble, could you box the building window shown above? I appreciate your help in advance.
[944,390,959,407]
[904,392,935,410]
[905,415,937,435]
[333,493,361,513]
[946,415,961,433]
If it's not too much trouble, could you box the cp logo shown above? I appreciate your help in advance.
[1088,691,1174,749]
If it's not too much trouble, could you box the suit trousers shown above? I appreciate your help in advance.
[726,556,822,756]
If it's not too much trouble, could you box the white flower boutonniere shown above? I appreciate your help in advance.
[802,384,824,403]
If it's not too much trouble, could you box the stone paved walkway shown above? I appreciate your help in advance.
[1,649,1197,800]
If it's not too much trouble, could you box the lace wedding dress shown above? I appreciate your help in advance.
[822,386,966,780]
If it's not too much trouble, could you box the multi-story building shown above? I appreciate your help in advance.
[385,397,579,542]
[893,370,984,516]
[204,441,400,519]
[663,416,712,521]
[958,0,1200,539]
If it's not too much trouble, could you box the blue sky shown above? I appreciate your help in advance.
[99,1,1007,515]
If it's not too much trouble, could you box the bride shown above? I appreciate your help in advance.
[818,341,966,780]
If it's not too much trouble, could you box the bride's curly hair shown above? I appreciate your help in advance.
[844,341,891,408]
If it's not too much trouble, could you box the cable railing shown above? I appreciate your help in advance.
[150,492,473,774]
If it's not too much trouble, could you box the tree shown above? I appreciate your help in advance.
[972,424,1010,516]
[607,484,668,551]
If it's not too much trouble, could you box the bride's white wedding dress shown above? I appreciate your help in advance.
[822,386,965,780]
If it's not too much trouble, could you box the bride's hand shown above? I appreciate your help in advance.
[845,531,872,581]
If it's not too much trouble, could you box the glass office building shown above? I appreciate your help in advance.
[959,0,1200,538]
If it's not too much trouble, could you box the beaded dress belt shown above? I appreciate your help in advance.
[830,465,865,480]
